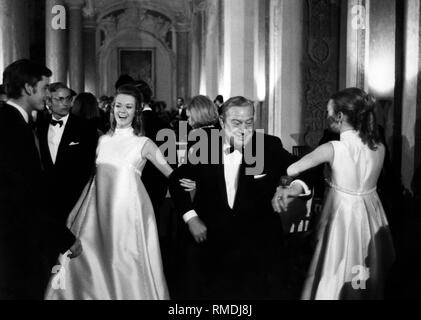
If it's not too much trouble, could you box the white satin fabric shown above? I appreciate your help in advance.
[45,128,169,300]
[301,130,395,300]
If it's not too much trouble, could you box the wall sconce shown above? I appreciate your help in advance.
[368,56,395,99]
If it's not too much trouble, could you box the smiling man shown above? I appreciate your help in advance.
[0,60,81,299]
[36,82,98,270]
[169,96,313,299]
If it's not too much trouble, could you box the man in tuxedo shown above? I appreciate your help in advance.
[0,59,81,300]
[169,96,312,299]
[37,82,98,268]
[170,97,189,137]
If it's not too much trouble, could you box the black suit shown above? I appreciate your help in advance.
[0,104,75,299]
[37,113,98,266]
[169,131,313,299]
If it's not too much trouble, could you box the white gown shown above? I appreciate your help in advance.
[45,127,169,300]
[301,130,395,300]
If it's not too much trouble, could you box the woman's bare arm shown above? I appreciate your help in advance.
[141,139,173,178]
[287,142,334,177]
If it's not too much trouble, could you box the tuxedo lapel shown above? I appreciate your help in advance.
[216,163,230,209]
[232,157,247,211]
[38,118,54,169]
[56,115,73,165]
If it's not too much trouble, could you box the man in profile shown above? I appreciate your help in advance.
[0,59,81,299]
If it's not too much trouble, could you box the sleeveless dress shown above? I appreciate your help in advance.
[45,127,169,300]
[301,130,395,300]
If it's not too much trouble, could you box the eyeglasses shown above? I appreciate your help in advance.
[51,95,73,103]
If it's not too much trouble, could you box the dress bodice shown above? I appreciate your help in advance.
[329,130,385,194]
[96,128,149,175]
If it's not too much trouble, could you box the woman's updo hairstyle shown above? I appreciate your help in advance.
[330,87,380,150]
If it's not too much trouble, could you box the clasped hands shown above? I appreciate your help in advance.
[271,182,303,214]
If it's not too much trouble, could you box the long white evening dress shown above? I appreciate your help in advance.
[301,130,395,300]
[45,127,169,300]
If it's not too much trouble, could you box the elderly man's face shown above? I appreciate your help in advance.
[220,105,254,149]
[48,88,72,119]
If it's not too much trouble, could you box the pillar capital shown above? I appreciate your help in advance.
[83,16,96,30]
[65,0,85,10]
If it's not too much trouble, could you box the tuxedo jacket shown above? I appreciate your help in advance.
[37,113,98,225]
[169,131,313,262]
[0,103,75,299]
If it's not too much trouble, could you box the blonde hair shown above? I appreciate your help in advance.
[187,95,219,129]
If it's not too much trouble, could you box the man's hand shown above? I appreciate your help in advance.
[68,238,83,259]
[187,216,207,243]
[272,183,304,213]
[179,178,196,192]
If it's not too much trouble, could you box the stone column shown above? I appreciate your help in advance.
[203,0,221,99]
[45,0,67,83]
[189,10,202,97]
[268,0,282,138]
[83,16,97,95]
[254,0,268,131]
[345,0,369,90]
[401,0,421,193]
[0,0,29,73]
[267,0,306,151]
[223,0,255,98]
[66,0,85,93]
[176,28,190,101]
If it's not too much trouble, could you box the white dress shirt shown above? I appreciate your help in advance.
[223,146,243,209]
[48,114,69,164]
[7,100,29,123]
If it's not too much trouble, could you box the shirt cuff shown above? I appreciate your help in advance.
[183,210,198,223]
[291,179,311,197]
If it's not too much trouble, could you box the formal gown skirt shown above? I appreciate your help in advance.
[301,185,395,300]
[45,163,169,300]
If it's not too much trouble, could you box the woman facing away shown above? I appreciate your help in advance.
[45,85,173,300]
[178,95,220,192]
[284,88,395,299]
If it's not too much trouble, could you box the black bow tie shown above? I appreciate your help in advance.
[50,119,63,127]
[224,145,243,155]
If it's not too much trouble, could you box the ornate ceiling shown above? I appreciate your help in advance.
[78,0,199,27]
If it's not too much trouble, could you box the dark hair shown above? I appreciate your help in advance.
[115,74,135,90]
[72,92,100,120]
[187,95,219,129]
[330,87,380,150]
[153,100,167,112]
[2,59,52,99]
[48,82,69,93]
[214,95,224,104]
[177,97,184,103]
[219,96,254,120]
[109,84,144,136]
[135,80,152,103]
[0,84,6,95]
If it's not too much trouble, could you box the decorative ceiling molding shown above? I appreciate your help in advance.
[94,0,192,26]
